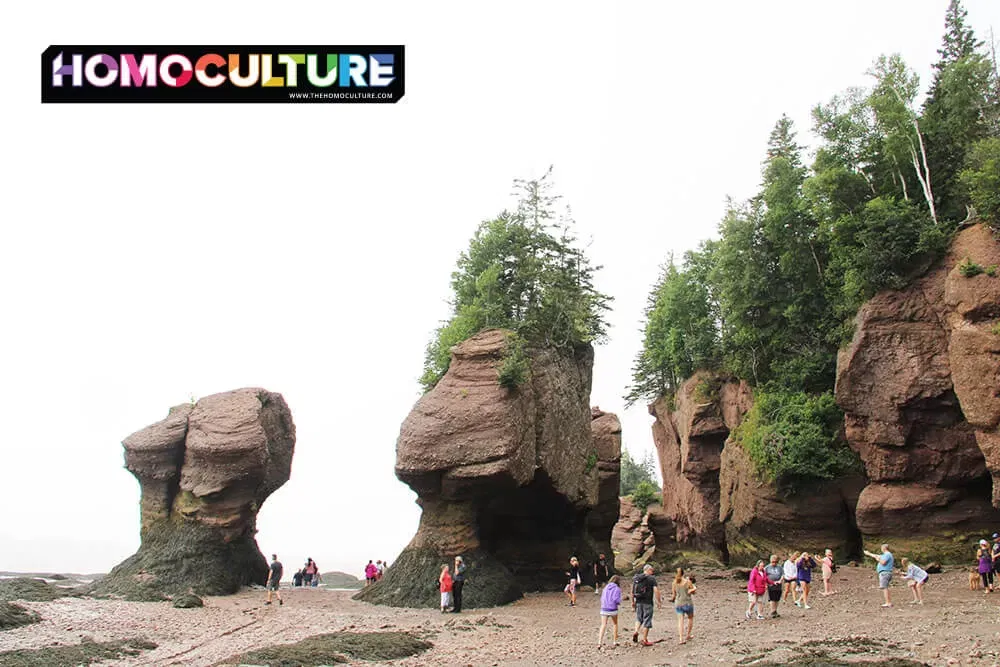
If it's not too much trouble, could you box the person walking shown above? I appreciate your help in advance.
[795,552,817,609]
[992,534,1000,578]
[264,553,283,606]
[597,574,622,649]
[764,555,784,618]
[375,560,384,581]
[746,560,767,620]
[451,556,467,613]
[438,564,453,613]
[303,558,318,587]
[977,540,994,593]
[292,569,303,587]
[670,568,696,644]
[631,564,662,647]
[594,553,611,596]
[364,560,378,586]
[565,556,581,607]
[819,549,835,596]
[864,543,895,607]
[900,558,928,604]
[782,552,799,603]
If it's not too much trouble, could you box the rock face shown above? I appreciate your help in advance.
[92,389,295,599]
[836,223,1000,559]
[357,329,619,608]
[651,372,861,564]
[610,498,675,572]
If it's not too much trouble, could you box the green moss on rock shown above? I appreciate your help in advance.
[0,638,157,666]
[215,631,432,666]
[88,519,267,601]
[171,592,204,608]
[352,547,521,608]
[0,578,76,602]
[0,602,40,630]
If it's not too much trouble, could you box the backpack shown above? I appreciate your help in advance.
[633,573,652,601]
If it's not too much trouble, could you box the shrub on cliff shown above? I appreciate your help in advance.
[960,137,1000,227]
[420,169,611,390]
[733,389,859,491]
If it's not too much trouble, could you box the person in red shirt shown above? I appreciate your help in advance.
[439,564,453,612]
[745,560,767,620]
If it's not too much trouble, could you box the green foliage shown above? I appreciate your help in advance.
[421,169,611,391]
[620,449,660,496]
[693,375,722,403]
[630,480,661,513]
[958,257,984,277]
[991,322,1000,336]
[497,333,530,389]
[733,389,859,490]
[960,137,1000,227]
[627,1,994,486]
[828,197,947,316]
[584,451,598,473]
[627,246,720,405]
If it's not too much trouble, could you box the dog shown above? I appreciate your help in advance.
[970,569,981,591]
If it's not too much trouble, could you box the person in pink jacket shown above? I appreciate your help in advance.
[745,560,768,620]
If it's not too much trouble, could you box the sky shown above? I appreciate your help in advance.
[1,1,998,578]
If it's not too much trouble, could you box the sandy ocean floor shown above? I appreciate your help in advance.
[2,567,1000,666]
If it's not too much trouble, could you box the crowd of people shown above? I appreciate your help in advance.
[363,559,387,585]
[594,533,1000,649]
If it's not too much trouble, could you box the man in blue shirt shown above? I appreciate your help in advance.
[864,544,894,607]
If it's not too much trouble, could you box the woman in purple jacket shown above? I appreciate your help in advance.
[597,574,622,649]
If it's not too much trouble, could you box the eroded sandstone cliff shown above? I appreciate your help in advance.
[92,388,295,600]
[650,372,862,564]
[836,223,1000,559]
[357,329,620,608]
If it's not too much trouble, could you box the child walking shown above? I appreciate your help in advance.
[597,574,622,649]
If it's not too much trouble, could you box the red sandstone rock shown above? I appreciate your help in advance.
[836,223,1000,538]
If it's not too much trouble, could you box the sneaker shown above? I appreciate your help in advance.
[794,601,801,607]
[278,599,283,606]
[264,601,271,605]
[803,605,811,610]
[632,632,638,644]
[908,600,919,604]
[881,603,893,607]
[641,641,655,647]
[755,614,766,620]
[745,611,752,620]
[770,612,778,618]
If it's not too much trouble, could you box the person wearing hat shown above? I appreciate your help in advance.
[976,539,993,593]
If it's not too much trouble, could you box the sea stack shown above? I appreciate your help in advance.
[92,388,295,599]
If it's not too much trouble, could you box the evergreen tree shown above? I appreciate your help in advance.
[421,171,611,390]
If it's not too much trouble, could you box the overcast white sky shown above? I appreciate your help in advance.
[1,1,997,578]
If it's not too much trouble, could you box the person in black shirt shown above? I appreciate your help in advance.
[631,564,661,646]
[594,553,611,595]
[265,554,283,606]
[451,556,467,613]
[565,556,581,606]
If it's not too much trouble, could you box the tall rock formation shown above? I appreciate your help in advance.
[610,497,675,572]
[356,329,620,608]
[836,223,1000,559]
[92,388,295,600]
[651,372,862,564]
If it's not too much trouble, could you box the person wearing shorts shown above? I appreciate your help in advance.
[597,574,622,649]
[265,553,283,606]
[671,568,696,644]
[864,544,894,607]
[764,555,784,618]
[631,564,661,646]
[564,556,581,607]
[782,552,799,602]
[746,560,767,619]
[900,557,928,604]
